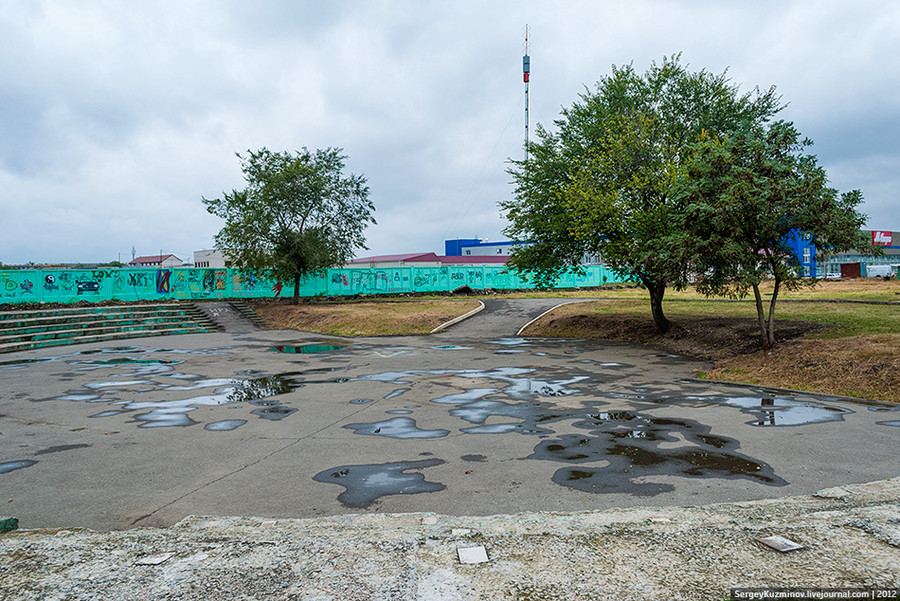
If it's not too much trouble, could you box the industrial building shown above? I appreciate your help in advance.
[818,230,899,278]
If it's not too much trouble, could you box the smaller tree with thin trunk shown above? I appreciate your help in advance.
[203,147,375,303]
[674,120,872,348]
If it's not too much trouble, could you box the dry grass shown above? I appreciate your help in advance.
[254,299,482,336]
[706,335,900,403]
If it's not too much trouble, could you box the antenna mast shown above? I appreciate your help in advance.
[523,25,530,162]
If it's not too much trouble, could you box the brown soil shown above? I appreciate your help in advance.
[528,312,829,362]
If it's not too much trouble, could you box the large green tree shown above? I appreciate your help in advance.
[673,120,872,348]
[502,55,781,333]
[203,147,375,303]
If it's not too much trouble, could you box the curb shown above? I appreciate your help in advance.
[515,300,598,336]
[430,301,486,334]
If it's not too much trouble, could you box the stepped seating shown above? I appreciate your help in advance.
[0,303,220,354]
[227,299,267,328]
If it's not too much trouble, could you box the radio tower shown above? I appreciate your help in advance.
[523,25,530,162]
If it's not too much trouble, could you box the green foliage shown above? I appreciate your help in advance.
[203,147,375,301]
[673,120,873,347]
[502,55,782,333]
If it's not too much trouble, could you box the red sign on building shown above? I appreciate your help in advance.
[872,231,893,246]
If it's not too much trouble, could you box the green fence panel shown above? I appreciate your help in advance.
[1,265,627,304]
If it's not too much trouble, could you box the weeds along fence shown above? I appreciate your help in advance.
[0,265,625,304]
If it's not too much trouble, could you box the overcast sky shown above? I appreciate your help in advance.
[1,0,897,264]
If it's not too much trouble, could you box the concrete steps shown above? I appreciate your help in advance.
[0,303,220,353]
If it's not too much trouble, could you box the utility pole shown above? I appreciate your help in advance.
[523,25,530,162]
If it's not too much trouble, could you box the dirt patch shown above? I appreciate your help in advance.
[527,312,829,362]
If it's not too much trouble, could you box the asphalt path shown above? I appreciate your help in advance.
[1,299,897,531]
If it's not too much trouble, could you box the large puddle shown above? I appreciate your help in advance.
[312,459,446,508]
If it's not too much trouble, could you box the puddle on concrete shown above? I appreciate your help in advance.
[0,358,52,369]
[272,342,348,354]
[89,410,126,418]
[312,459,446,508]
[58,372,304,429]
[0,460,37,474]
[343,417,449,439]
[461,454,487,462]
[431,388,498,405]
[530,413,787,495]
[386,409,412,414]
[205,419,248,431]
[350,398,375,405]
[489,338,533,346]
[878,420,900,427]
[251,405,297,420]
[35,444,91,455]
[430,345,473,351]
[461,422,553,435]
[720,396,851,426]
[73,358,183,369]
[384,388,410,400]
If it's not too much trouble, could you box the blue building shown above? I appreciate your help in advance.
[784,230,818,277]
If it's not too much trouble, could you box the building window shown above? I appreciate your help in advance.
[465,250,471,255]
[497,248,503,254]
[803,248,811,264]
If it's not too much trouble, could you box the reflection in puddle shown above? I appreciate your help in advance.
[530,414,786,495]
[312,459,446,508]
[272,342,347,354]
[461,422,553,435]
[343,417,449,439]
[205,419,248,431]
[0,460,37,474]
[56,372,305,429]
[878,420,900,427]
[722,396,851,426]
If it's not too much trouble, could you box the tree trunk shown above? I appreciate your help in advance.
[766,276,781,348]
[645,279,670,334]
[292,274,301,305]
[752,284,771,350]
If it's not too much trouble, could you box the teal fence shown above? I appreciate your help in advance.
[0,265,624,305]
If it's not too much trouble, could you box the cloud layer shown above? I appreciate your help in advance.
[1,0,897,264]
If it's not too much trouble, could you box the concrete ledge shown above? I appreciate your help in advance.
[2,478,897,600]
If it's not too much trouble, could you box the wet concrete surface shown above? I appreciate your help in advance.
[1,301,898,531]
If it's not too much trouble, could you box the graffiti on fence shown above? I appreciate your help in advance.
[0,265,625,304]
[76,280,100,295]
[156,270,171,295]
